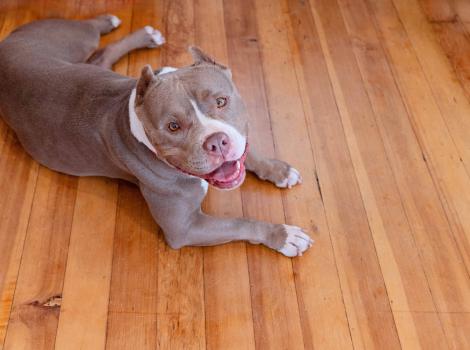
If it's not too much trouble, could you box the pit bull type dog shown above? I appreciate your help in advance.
[0,15,313,257]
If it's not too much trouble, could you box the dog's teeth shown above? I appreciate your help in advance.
[236,161,240,171]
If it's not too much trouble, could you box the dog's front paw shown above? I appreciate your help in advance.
[253,158,302,189]
[265,224,313,257]
[277,225,313,257]
[275,167,302,189]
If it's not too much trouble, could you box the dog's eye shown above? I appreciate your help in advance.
[216,97,227,108]
[168,121,180,132]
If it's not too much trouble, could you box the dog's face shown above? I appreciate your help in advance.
[134,47,249,190]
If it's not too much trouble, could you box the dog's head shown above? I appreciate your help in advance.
[133,46,249,190]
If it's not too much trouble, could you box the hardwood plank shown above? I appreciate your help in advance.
[154,1,206,348]
[392,0,470,174]
[105,1,159,349]
[285,0,402,348]
[452,0,470,34]
[106,183,158,350]
[367,0,470,296]
[420,0,455,22]
[439,313,470,349]
[312,0,449,346]
[106,313,157,350]
[54,177,118,350]
[393,312,450,349]
[254,0,353,349]
[193,0,256,349]
[332,0,470,347]
[223,0,307,348]
[0,1,21,13]
[366,0,470,346]
[418,0,470,117]
[0,133,38,349]
[3,168,77,350]
[0,9,39,348]
[385,0,470,269]
[340,0,470,309]
[39,0,81,18]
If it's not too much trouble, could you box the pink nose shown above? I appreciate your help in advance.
[203,132,230,157]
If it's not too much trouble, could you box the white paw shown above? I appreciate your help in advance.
[276,167,302,189]
[145,26,165,47]
[109,15,121,28]
[278,225,313,257]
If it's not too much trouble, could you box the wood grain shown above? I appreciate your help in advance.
[286,0,401,348]
[366,0,470,347]
[3,168,77,350]
[332,0,470,347]
[0,8,39,348]
[366,0,470,307]
[255,0,353,348]
[418,0,470,102]
[106,183,158,350]
[0,0,470,348]
[0,131,38,349]
[223,0,305,348]
[194,0,256,349]
[312,0,446,345]
[54,177,118,350]
[386,0,470,271]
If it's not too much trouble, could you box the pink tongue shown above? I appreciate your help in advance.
[210,161,238,182]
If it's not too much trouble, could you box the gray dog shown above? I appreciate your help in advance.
[0,15,313,257]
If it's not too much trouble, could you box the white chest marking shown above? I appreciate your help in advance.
[129,89,157,154]
[201,180,209,194]
[158,66,178,75]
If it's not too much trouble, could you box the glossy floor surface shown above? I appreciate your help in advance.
[1,0,470,349]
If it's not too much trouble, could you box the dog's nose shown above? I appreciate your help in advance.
[203,132,230,157]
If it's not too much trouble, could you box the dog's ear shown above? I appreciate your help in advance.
[136,65,155,105]
[188,46,231,78]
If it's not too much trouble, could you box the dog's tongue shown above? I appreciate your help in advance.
[204,160,241,182]
[190,143,249,189]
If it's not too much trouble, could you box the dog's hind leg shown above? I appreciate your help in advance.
[87,26,165,69]
[85,14,121,35]
[5,16,121,63]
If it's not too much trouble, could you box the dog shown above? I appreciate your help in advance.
[0,15,313,257]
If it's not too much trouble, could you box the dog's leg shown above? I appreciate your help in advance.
[246,148,302,189]
[87,26,165,69]
[85,14,122,35]
[140,183,313,257]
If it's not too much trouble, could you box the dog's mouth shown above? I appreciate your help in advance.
[200,144,248,190]
[177,144,248,190]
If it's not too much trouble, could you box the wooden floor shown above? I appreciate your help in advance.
[1,0,470,349]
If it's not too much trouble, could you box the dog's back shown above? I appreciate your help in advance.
[0,19,134,177]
